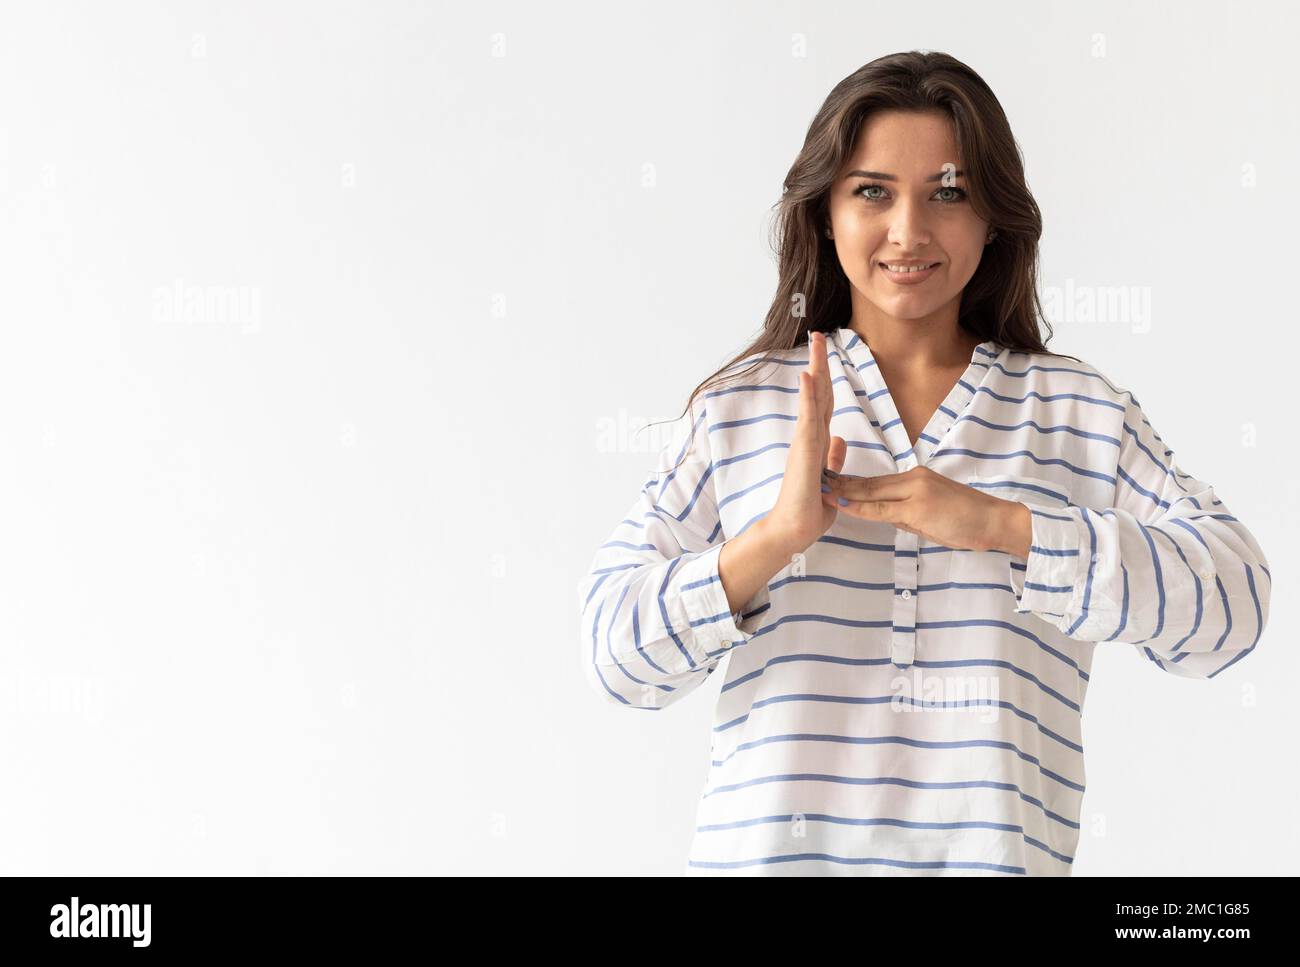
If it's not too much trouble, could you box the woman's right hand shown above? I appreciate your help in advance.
[762,330,847,557]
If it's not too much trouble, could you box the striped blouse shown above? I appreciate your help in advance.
[577,326,1271,876]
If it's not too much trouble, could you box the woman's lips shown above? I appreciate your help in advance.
[879,261,940,285]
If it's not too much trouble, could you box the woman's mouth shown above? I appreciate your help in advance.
[879,261,941,285]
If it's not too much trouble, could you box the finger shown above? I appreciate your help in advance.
[794,371,824,455]
[825,495,901,524]
[808,331,828,409]
[807,329,823,371]
[796,370,813,435]
[824,472,911,501]
[814,333,833,422]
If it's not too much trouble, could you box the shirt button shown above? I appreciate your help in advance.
[1200,568,1213,580]
[901,589,912,600]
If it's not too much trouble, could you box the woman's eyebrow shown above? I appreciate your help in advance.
[845,168,965,182]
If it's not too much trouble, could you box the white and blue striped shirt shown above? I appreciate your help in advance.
[578,326,1271,875]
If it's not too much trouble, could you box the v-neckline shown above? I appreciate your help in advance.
[832,327,1003,472]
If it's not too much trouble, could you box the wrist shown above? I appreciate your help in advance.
[753,515,804,568]
[992,500,1033,558]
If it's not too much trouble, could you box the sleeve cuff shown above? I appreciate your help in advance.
[1008,506,1085,617]
[673,542,771,664]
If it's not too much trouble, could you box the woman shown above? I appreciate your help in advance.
[576,51,1271,876]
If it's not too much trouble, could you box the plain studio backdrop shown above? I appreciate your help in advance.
[0,1,1295,876]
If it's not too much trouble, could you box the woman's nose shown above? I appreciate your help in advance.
[887,197,931,248]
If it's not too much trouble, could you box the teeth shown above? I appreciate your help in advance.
[883,262,938,273]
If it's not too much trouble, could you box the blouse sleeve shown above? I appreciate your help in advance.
[576,397,771,709]
[1005,390,1271,679]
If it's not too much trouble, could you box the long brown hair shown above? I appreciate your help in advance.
[655,50,1080,474]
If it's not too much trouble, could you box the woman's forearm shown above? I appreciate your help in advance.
[992,501,1033,559]
[719,500,1031,618]
[717,518,800,616]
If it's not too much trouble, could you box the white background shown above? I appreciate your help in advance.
[0,1,1294,875]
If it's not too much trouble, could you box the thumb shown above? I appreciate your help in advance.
[826,435,847,474]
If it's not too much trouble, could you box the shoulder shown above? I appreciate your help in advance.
[997,345,1137,411]
[700,345,807,404]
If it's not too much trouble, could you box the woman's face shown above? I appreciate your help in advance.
[827,109,991,326]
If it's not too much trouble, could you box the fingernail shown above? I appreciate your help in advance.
[838,497,848,506]
[821,484,831,493]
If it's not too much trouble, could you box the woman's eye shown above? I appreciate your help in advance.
[853,182,968,204]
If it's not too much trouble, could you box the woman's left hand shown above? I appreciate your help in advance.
[820,464,1022,553]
